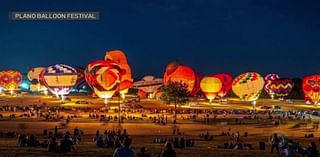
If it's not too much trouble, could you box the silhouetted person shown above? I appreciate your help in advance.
[48,137,57,152]
[59,135,75,153]
[136,147,151,157]
[113,138,136,157]
[307,142,318,157]
[161,142,176,157]
[270,133,280,154]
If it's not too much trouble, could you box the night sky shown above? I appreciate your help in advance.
[1,0,320,78]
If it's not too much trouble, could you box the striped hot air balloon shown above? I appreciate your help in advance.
[40,64,78,96]
[270,78,294,98]
[264,73,280,98]
[232,72,264,101]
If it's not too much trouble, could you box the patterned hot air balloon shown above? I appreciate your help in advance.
[0,70,23,91]
[105,50,133,95]
[232,72,264,101]
[27,67,47,92]
[264,73,280,98]
[40,64,78,96]
[85,60,127,104]
[133,75,163,98]
[303,75,320,104]
[270,78,294,98]
[214,73,233,98]
[200,76,222,101]
[163,61,200,96]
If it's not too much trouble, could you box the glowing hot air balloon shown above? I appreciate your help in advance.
[200,76,222,101]
[264,73,280,99]
[105,50,133,96]
[232,72,264,101]
[40,64,78,98]
[270,78,294,98]
[0,70,23,93]
[27,67,47,92]
[85,60,125,104]
[163,61,200,96]
[214,73,233,98]
[303,75,320,104]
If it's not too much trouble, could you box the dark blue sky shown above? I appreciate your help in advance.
[1,0,320,78]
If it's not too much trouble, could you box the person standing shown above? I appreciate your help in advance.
[270,133,280,154]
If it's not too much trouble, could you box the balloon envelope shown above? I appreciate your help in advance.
[214,73,233,98]
[302,75,320,104]
[85,60,123,99]
[41,64,78,95]
[264,73,280,96]
[0,70,23,90]
[270,78,294,97]
[163,61,200,96]
[200,76,222,100]
[232,72,264,101]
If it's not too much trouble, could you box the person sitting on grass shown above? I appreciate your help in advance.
[59,134,75,153]
[136,146,151,157]
[113,138,136,157]
[48,137,58,152]
[161,142,176,157]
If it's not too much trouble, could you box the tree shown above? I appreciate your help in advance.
[160,81,191,123]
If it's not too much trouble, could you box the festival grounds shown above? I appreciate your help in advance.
[0,95,320,157]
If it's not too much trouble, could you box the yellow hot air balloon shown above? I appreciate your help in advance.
[232,72,264,101]
[200,76,222,101]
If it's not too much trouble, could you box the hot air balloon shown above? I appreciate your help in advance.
[85,60,125,104]
[0,70,23,93]
[200,76,222,102]
[40,64,78,98]
[133,75,163,98]
[303,75,320,104]
[232,72,264,102]
[270,79,294,98]
[105,50,133,95]
[214,73,233,98]
[163,61,200,96]
[27,67,47,92]
[264,73,280,99]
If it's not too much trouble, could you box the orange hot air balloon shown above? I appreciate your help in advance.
[163,61,200,96]
[0,70,23,91]
[200,76,223,101]
[105,50,132,94]
[303,75,320,104]
[85,60,124,102]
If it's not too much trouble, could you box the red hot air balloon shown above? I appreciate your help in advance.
[214,73,233,98]
[0,70,23,92]
[163,61,200,96]
[303,75,320,104]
